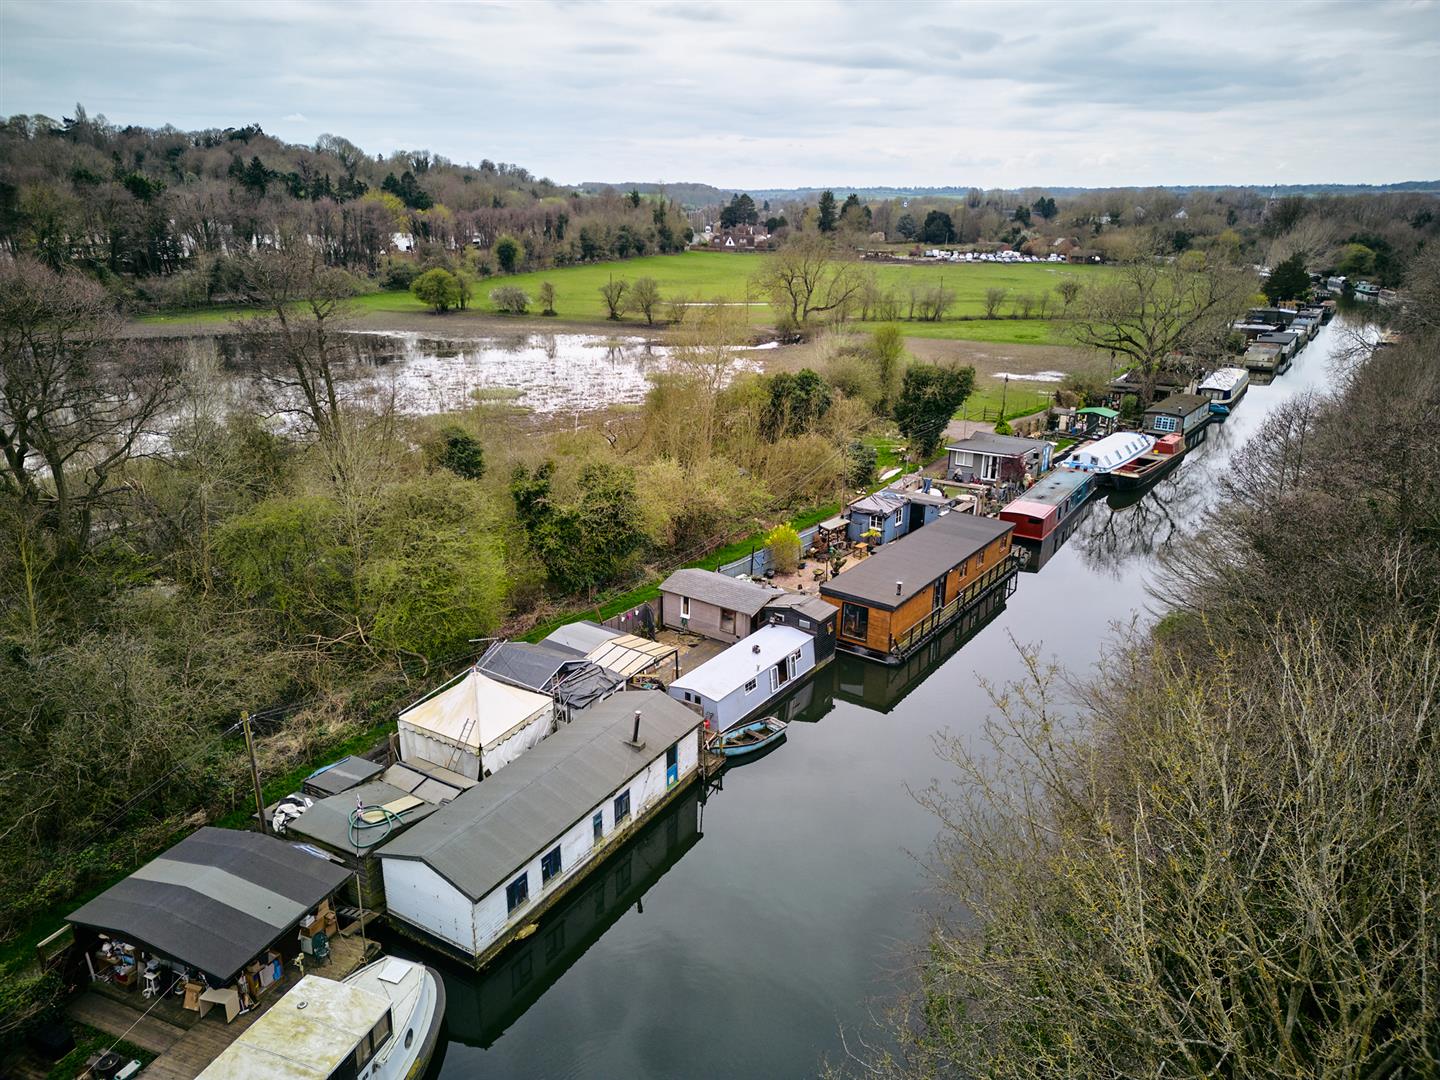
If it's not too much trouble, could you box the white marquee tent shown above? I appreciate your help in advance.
[397,669,555,781]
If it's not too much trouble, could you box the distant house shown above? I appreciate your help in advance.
[843,474,955,545]
[659,568,777,643]
[1142,393,1212,441]
[1108,368,1194,401]
[710,224,771,251]
[946,433,1053,485]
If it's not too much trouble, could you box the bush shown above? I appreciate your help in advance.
[992,419,1013,435]
[424,425,485,479]
[381,259,419,291]
[489,286,531,315]
[764,524,802,574]
[411,267,462,313]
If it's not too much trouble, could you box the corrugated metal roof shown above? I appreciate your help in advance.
[659,568,777,616]
[476,641,586,692]
[586,634,677,678]
[68,828,348,983]
[763,592,836,622]
[821,512,1013,610]
[378,692,700,901]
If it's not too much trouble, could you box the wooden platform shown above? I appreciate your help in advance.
[66,932,380,1079]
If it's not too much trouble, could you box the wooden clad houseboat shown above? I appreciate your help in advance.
[998,469,1095,571]
[821,512,1018,664]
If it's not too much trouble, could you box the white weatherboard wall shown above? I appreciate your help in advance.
[382,728,701,958]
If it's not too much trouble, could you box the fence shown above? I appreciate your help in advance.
[715,525,822,579]
[600,600,658,636]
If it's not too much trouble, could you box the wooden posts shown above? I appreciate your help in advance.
[243,711,267,835]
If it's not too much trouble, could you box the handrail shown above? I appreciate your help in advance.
[890,552,1023,656]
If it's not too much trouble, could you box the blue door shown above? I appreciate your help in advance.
[666,743,679,787]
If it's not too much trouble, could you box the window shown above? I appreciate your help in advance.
[593,811,604,844]
[506,873,529,914]
[771,659,791,691]
[799,618,812,630]
[893,510,903,527]
[541,846,562,885]
[1152,414,1178,433]
[680,595,690,618]
[744,678,757,693]
[977,547,985,567]
[932,578,946,611]
[841,602,869,640]
[720,608,736,633]
[868,513,885,532]
[614,790,631,824]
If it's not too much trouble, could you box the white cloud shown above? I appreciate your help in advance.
[2,0,1437,188]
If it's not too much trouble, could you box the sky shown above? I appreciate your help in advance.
[2,0,1439,190]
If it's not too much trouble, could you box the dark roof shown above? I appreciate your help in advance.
[379,692,701,901]
[945,432,1050,456]
[286,781,440,854]
[821,512,1014,610]
[1144,393,1209,417]
[543,620,620,654]
[476,641,586,693]
[659,568,776,616]
[303,755,383,797]
[763,592,837,623]
[68,827,348,983]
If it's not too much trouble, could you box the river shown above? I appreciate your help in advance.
[400,320,1350,1079]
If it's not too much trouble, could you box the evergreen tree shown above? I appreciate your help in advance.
[1264,253,1310,303]
[817,190,838,232]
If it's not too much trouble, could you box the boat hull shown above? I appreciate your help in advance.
[1104,450,1184,491]
[713,719,787,757]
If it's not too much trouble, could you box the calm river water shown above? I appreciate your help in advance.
[396,320,1351,1079]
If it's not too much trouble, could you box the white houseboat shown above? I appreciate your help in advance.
[196,958,444,1080]
[1197,367,1250,409]
[667,624,818,731]
[1060,431,1155,475]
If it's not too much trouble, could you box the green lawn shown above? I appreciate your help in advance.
[138,251,1106,345]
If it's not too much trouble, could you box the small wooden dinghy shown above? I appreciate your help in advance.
[712,716,788,757]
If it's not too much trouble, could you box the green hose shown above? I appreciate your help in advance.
[348,804,402,849]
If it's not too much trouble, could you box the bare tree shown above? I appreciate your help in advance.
[1013,293,1036,319]
[0,259,177,566]
[630,277,662,325]
[599,276,628,320]
[234,245,357,443]
[1069,252,1254,406]
[1055,277,1082,313]
[751,234,867,326]
[982,287,1008,318]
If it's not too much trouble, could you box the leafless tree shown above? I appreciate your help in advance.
[599,276,628,320]
[982,286,1008,318]
[0,259,177,566]
[1069,251,1254,406]
[1055,277,1082,313]
[630,277,662,325]
[751,234,867,326]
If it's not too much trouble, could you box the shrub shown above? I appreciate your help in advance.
[489,286,531,315]
[764,524,802,574]
[411,267,462,313]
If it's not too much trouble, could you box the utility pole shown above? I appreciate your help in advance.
[243,711,268,834]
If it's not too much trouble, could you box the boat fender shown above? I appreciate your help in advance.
[515,923,538,941]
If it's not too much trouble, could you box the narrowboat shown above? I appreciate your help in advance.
[1104,433,1186,490]
[711,716,788,757]
[1196,367,1249,409]
[998,469,1095,571]
[1059,431,1155,475]
[1142,393,1212,448]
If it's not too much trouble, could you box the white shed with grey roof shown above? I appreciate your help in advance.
[378,691,702,962]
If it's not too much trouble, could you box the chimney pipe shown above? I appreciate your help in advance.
[632,709,642,744]
[896,580,903,596]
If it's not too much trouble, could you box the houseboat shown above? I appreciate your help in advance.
[379,692,702,968]
[1243,341,1286,374]
[668,624,818,731]
[1142,393,1212,448]
[821,511,1018,664]
[1105,433,1186,491]
[1197,367,1249,410]
[1060,431,1154,475]
[998,469,1095,571]
[196,960,445,1080]
[945,433,1053,485]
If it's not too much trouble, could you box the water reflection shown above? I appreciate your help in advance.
[429,784,703,1049]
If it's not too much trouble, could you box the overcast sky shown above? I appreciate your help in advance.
[3,0,1438,189]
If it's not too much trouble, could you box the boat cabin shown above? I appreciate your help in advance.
[945,433,1053,485]
[1196,367,1249,407]
[998,469,1094,542]
[1142,393,1212,438]
[658,568,777,643]
[1061,431,1153,473]
[842,474,954,545]
[195,974,396,1080]
[821,511,1017,663]
[668,624,817,731]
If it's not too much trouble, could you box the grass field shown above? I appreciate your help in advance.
[139,250,1108,345]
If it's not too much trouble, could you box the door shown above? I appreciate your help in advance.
[907,501,925,535]
[772,660,791,692]
[665,743,679,787]
[981,455,999,481]
[932,577,946,611]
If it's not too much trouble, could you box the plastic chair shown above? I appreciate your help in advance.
[142,970,161,998]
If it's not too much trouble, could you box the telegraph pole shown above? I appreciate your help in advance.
[243,711,268,834]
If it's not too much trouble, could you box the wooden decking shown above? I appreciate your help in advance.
[66,931,379,1080]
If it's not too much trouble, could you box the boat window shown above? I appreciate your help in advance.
[1152,415,1179,433]
[506,873,529,914]
[593,811,604,844]
[405,1029,414,1050]
[841,603,869,640]
[541,846,562,885]
[790,649,802,665]
[614,790,631,824]
[362,1010,392,1064]
[745,678,757,693]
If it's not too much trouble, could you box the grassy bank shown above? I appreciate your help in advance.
[137,251,1108,345]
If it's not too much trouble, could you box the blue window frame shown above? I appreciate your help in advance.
[592,811,604,843]
[666,743,679,788]
[614,790,631,825]
[541,846,562,885]
[506,873,529,914]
